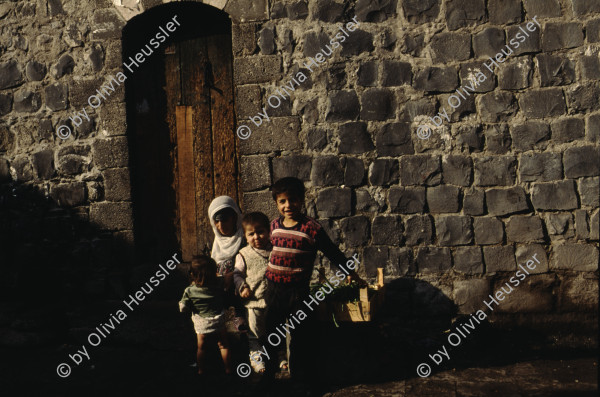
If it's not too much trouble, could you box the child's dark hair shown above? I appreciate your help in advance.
[242,212,270,230]
[271,177,305,201]
[189,255,218,286]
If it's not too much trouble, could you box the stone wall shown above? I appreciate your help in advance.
[233,0,599,321]
[0,0,598,326]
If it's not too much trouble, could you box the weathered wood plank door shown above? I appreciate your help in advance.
[128,29,240,264]
[165,34,240,262]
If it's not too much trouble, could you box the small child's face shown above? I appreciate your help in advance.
[244,223,270,249]
[275,192,303,220]
[215,213,237,237]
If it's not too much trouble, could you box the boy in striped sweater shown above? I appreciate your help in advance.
[265,177,366,383]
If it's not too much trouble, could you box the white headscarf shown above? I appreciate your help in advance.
[208,195,244,264]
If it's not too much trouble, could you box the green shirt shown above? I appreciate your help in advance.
[179,281,224,317]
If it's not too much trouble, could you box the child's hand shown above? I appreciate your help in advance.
[240,286,251,299]
[178,301,190,313]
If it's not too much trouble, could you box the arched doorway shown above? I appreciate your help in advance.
[123,2,241,265]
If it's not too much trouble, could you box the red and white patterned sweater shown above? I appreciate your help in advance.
[266,215,347,284]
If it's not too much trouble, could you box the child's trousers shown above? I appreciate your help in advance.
[247,307,267,357]
[264,280,317,381]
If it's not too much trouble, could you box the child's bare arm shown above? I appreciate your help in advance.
[315,228,347,266]
[179,289,191,313]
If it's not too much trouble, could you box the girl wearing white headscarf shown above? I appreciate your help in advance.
[208,195,245,276]
[208,196,248,332]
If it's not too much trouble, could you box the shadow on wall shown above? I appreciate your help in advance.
[310,276,596,386]
[310,277,458,385]
[0,181,132,301]
[0,180,190,346]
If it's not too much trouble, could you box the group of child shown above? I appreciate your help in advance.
[178,177,366,384]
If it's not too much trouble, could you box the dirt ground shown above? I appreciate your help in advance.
[1,346,596,396]
[330,357,598,397]
[1,301,597,396]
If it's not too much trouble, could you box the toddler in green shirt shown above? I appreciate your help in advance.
[179,255,232,376]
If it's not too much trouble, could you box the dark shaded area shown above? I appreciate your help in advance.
[0,220,596,395]
[122,1,231,51]
[0,176,596,395]
[0,181,133,301]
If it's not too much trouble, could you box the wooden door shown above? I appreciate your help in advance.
[166,34,240,262]
[128,31,240,264]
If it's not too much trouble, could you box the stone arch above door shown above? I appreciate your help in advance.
[109,0,268,23]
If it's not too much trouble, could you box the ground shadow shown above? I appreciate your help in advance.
[307,276,597,391]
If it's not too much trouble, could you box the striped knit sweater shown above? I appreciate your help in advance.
[266,215,347,284]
